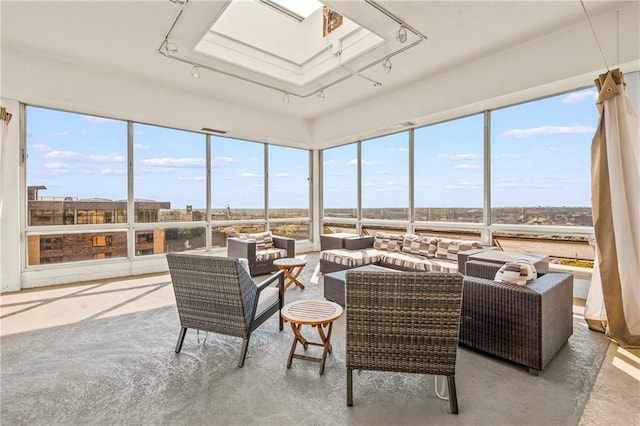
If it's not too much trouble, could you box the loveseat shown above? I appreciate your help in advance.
[319,232,486,274]
[227,231,295,276]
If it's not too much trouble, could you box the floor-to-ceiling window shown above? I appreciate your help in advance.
[414,114,484,223]
[24,107,312,270]
[322,143,358,234]
[133,123,207,255]
[321,87,596,266]
[210,136,266,247]
[268,145,311,239]
[25,106,128,265]
[490,88,596,264]
[361,132,409,222]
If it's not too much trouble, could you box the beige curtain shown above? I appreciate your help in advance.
[585,69,640,348]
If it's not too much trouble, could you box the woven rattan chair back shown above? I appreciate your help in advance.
[345,271,464,413]
[167,252,284,367]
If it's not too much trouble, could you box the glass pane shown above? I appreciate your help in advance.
[212,137,265,220]
[491,88,596,226]
[135,227,207,256]
[211,224,266,248]
[269,222,310,240]
[133,123,206,223]
[414,228,481,241]
[323,144,357,219]
[361,225,407,236]
[269,146,309,218]
[414,114,484,223]
[493,232,594,265]
[361,133,409,220]
[27,231,127,265]
[26,107,127,226]
[322,222,357,235]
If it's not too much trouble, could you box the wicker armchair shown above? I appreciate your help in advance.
[227,231,295,276]
[345,271,464,413]
[166,253,284,367]
[462,260,573,375]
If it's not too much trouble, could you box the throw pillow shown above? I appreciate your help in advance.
[239,231,274,250]
[494,260,537,286]
[372,232,403,252]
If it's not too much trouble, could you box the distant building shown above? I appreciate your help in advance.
[27,186,171,264]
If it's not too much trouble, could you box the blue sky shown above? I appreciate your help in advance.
[26,87,596,210]
[323,87,597,208]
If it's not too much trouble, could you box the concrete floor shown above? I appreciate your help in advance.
[1,252,638,425]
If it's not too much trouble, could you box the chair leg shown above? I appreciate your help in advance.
[238,335,251,368]
[175,327,187,353]
[447,376,458,414]
[347,367,353,406]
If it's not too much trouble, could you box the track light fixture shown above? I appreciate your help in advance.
[160,38,178,56]
[396,25,408,43]
[318,90,325,101]
[191,64,200,78]
[283,92,290,103]
[383,57,392,73]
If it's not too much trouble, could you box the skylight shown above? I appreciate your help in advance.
[267,0,322,20]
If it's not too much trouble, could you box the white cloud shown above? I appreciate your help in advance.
[495,180,553,188]
[454,164,481,169]
[134,144,150,150]
[444,181,481,190]
[178,176,206,181]
[415,182,431,187]
[240,172,261,178]
[137,167,176,174]
[82,116,116,124]
[47,131,70,137]
[387,147,408,152]
[377,169,392,175]
[45,150,126,163]
[141,157,205,167]
[562,90,597,104]
[101,168,127,175]
[327,172,349,177]
[349,158,379,166]
[212,156,235,167]
[501,125,595,138]
[273,173,291,177]
[439,153,481,161]
[44,162,68,169]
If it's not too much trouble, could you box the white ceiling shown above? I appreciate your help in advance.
[2,0,639,145]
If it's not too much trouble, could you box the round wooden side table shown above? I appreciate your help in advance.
[281,299,343,375]
[273,258,307,290]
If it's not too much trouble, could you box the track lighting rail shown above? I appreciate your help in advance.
[157,0,427,100]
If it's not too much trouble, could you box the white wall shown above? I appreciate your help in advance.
[1,47,313,148]
[0,99,21,292]
[312,3,640,147]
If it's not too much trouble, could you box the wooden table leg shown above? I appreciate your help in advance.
[284,266,305,290]
[287,322,308,369]
[317,322,334,375]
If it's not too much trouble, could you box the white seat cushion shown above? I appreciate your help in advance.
[255,286,280,317]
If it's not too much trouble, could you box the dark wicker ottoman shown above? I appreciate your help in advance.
[323,264,394,307]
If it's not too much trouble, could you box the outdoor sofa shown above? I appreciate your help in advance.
[319,232,486,274]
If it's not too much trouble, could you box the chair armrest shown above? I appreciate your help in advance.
[273,236,295,257]
[256,270,285,292]
[464,260,502,280]
[227,237,256,262]
[344,236,374,250]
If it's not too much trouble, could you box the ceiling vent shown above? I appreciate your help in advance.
[387,121,416,130]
